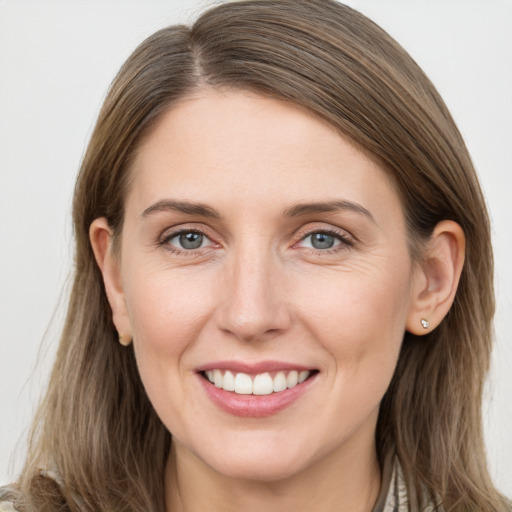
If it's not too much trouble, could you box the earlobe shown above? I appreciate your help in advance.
[89,218,132,340]
[406,220,465,335]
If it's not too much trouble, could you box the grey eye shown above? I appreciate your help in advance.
[167,231,209,250]
[179,232,204,249]
[299,231,343,250]
[310,232,337,249]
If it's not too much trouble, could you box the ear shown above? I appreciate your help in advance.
[89,217,132,340]
[406,220,465,335]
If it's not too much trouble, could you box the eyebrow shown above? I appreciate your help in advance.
[282,200,375,223]
[141,198,375,223]
[141,200,221,219]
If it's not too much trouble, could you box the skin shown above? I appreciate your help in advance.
[91,89,465,512]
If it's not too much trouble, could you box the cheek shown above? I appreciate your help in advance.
[122,268,217,405]
[294,264,411,433]
[123,268,220,427]
[124,268,214,351]
[293,258,412,371]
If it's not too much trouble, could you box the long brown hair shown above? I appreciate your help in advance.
[4,1,508,510]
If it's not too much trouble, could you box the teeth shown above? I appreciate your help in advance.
[234,373,253,394]
[223,370,235,391]
[286,370,298,388]
[204,369,312,395]
[273,372,288,392]
[299,370,309,383]
[213,369,223,388]
[253,373,274,395]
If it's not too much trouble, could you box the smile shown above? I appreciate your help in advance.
[204,369,311,395]
[197,363,318,417]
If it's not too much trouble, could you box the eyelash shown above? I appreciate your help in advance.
[158,228,217,255]
[294,227,354,254]
[158,227,354,255]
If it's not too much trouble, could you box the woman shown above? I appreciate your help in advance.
[1,0,509,510]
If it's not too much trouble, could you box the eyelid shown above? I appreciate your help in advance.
[293,223,354,242]
[168,230,213,249]
[292,224,355,251]
[157,224,220,252]
[156,222,355,254]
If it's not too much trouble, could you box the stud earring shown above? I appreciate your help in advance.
[420,318,430,329]
[118,333,132,346]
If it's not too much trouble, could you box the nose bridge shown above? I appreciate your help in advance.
[217,238,290,341]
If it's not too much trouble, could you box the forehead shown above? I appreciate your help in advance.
[127,88,403,224]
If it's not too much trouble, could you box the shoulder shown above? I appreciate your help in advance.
[0,500,18,512]
[0,485,18,512]
[376,456,444,512]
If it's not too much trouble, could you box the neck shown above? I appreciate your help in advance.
[165,439,382,512]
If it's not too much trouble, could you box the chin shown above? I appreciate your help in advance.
[197,435,315,483]
[212,456,306,483]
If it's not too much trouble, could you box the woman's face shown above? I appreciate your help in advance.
[112,89,422,481]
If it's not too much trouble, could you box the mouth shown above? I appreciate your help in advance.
[196,362,319,417]
[201,369,315,395]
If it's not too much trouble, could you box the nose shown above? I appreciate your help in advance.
[216,246,292,343]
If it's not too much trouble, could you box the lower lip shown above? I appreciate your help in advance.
[198,373,317,418]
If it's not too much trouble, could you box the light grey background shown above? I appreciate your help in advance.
[1,0,511,497]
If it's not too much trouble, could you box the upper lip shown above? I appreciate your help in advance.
[196,360,315,374]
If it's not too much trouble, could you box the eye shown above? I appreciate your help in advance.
[301,232,340,250]
[297,230,352,251]
[165,230,213,251]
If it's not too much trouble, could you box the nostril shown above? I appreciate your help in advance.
[215,270,292,341]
